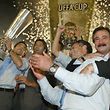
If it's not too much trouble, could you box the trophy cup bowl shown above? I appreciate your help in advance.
[5,9,33,39]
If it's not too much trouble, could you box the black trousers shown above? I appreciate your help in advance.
[13,87,48,110]
[0,90,14,110]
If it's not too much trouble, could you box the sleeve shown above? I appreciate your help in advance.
[54,60,105,96]
[37,77,63,106]
[95,58,110,79]
[55,51,72,68]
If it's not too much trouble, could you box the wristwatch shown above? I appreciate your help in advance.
[49,63,59,74]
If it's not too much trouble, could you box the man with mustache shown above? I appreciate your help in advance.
[29,26,110,110]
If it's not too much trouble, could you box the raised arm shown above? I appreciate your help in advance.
[29,53,105,96]
[54,63,105,96]
[52,26,65,57]
[4,37,28,71]
[38,77,62,106]
[30,65,62,106]
[5,37,23,68]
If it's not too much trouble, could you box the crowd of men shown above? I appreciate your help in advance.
[0,23,110,110]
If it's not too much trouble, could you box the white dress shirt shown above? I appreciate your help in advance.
[0,56,29,89]
[55,51,82,68]
[38,54,110,110]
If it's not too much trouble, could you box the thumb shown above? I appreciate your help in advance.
[43,52,50,58]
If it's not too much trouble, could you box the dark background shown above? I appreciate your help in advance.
[0,0,18,36]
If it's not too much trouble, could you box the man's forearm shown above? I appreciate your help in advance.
[54,65,105,96]
[9,50,23,68]
[37,77,61,106]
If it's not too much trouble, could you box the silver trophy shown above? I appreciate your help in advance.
[5,8,33,39]
[0,9,33,52]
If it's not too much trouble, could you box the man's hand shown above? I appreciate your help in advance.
[4,37,12,51]
[57,25,65,34]
[15,75,27,84]
[84,52,104,60]
[29,52,53,72]
[30,64,45,80]
[80,64,94,74]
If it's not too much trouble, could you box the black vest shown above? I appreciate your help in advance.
[66,59,80,72]
[95,59,110,79]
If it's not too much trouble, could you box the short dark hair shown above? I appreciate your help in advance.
[33,39,48,53]
[73,40,92,53]
[92,26,110,42]
[65,22,76,27]
[14,41,28,57]
[14,41,27,48]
